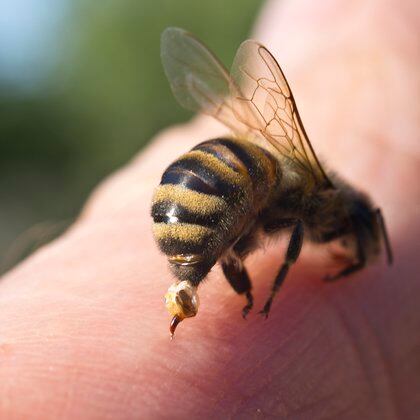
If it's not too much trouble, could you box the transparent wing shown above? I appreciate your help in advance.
[161,27,251,136]
[161,28,332,187]
[230,40,331,186]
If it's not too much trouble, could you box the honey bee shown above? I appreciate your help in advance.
[152,27,393,338]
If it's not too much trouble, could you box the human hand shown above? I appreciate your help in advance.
[1,0,419,418]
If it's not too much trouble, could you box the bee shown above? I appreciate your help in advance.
[152,27,393,338]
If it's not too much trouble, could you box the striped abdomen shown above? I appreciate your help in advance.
[151,138,278,277]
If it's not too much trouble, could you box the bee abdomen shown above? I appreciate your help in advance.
[151,138,277,258]
[193,139,262,183]
[152,199,223,227]
[151,184,230,255]
[161,147,250,198]
[152,221,217,255]
[193,138,278,204]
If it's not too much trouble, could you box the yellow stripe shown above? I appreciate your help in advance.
[152,184,226,215]
[235,138,278,194]
[153,223,213,243]
[179,150,247,186]
[198,142,249,178]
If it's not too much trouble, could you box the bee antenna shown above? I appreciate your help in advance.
[375,208,393,265]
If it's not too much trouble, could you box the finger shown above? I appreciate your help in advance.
[1,0,419,418]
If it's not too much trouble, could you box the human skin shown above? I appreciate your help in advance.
[0,0,419,418]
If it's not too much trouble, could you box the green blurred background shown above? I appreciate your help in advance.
[0,0,263,272]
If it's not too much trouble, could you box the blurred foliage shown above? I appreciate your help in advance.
[0,0,263,266]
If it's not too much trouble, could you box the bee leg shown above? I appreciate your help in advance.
[221,255,253,319]
[324,261,366,281]
[324,236,366,281]
[259,220,304,318]
[375,208,393,265]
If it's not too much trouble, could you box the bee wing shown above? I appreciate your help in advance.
[230,40,332,186]
[161,27,253,136]
[161,28,332,187]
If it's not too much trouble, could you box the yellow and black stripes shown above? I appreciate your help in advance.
[151,137,279,264]
[152,199,224,227]
[152,223,216,255]
[162,149,249,199]
[194,138,278,206]
[152,184,229,255]
[152,184,227,215]
[194,139,264,188]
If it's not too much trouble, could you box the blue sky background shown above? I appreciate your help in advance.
[0,0,68,88]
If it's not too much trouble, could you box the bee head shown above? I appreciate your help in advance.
[349,195,393,265]
[164,281,200,338]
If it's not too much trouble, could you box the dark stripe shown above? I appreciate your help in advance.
[162,156,239,197]
[192,143,242,173]
[215,139,262,179]
[151,201,222,227]
[161,168,218,195]
[157,235,211,255]
[196,138,263,183]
